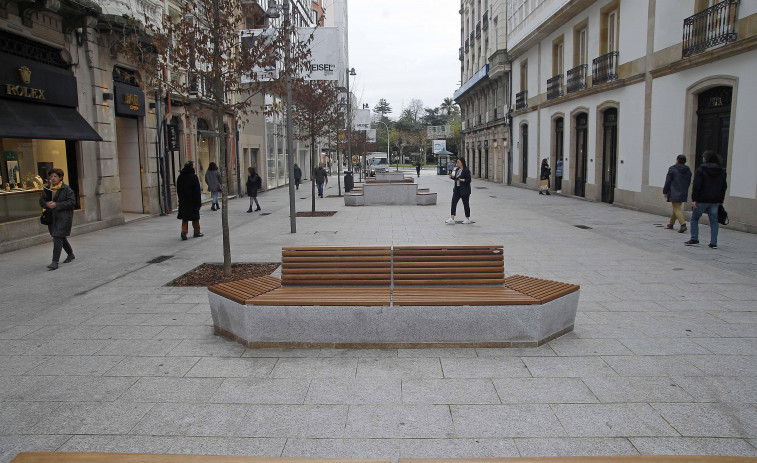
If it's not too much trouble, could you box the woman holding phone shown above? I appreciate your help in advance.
[445,158,472,224]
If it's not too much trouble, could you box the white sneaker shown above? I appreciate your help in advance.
[445,218,455,224]
[462,218,471,224]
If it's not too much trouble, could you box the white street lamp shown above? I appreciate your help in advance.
[346,67,356,174]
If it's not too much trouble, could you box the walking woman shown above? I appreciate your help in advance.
[445,158,472,224]
[539,158,551,195]
[246,167,262,213]
[40,168,76,270]
[176,161,203,240]
[205,162,222,210]
[293,163,302,190]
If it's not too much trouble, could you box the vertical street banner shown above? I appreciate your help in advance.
[366,129,377,143]
[353,109,371,131]
[240,29,278,82]
[298,27,339,81]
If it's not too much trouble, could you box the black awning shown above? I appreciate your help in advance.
[0,99,102,141]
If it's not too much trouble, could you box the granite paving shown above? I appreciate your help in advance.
[1,170,757,461]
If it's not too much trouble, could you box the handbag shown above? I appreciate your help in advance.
[40,209,52,225]
[718,204,729,225]
[539,179,549,191]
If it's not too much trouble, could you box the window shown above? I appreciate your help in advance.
[520,60,528,92]
[602,8,619,53]
[574,25,588,65]
[553,37,564,75]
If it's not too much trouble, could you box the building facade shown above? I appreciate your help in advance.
[455,0,511,184]
[507,0,757,232]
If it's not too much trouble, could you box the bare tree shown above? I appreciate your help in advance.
[113,0,312,276]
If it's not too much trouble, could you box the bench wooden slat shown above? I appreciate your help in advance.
[394,278,506,286]
[393,287,538,306]
[12,453,389,463]
[208,276,282,304]
[504,275,580,304]
[251,287,391,306]
[282,246,391,251]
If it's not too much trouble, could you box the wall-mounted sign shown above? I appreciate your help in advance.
[0,52,77,107]
[167,125,180,151]
[113,82,145,117]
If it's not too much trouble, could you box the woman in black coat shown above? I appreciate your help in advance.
[446,158,472,224]
[39,168,76,270]
[176,161,203,240]
[246,167,262,213]
[539,158,551,195]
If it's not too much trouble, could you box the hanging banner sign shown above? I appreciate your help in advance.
[366,129,377,143]
[240,29,279,83]
[353,108,371,131]
[433,140,447,154]
[298,27,339,81]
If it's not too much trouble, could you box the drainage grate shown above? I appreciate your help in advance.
[673,268,684,271]
[489,195,497,198]
[260,213,271,216]
[574,225,593,230]
[314,231,337,234]
[147,255,174,264]
[475,186,488,189]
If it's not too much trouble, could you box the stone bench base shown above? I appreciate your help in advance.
[209,290,579,348]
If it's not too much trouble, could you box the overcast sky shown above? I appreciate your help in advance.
[346,0,461,119]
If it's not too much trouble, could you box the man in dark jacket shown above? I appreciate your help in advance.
[663,154,692,233]
[686,151,727,248]
[176,161,203,241]
[314,163,327,197]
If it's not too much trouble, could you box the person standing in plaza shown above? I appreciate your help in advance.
[415,160,421,177]
[663,154,692,233]
[176,161,203,241]
[686,150,727,248]
[314,163,327,198]
[293,163,302,190]
[204,162,222,211]
[539,158,551,195]
[40,168,76,270]
[246,167,262,213]
[555,158,563,193]
[446,157,472,224]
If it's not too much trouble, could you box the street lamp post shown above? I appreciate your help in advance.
[266,0,296,233]
[346,67,356,174]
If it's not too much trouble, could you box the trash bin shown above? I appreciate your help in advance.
[344,171,354,192]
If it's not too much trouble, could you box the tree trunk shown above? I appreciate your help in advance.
[212,0,231,277]
[311,134,316,212]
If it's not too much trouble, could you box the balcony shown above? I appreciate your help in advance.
[465,38,469,51]
[482,11,489,30]
[566,64,587,93]
[470,31,474,44]
[592,51,619,85]
[188,73,210,99]
[682,0,739,57]
[477,114,482,125]
[515,90,528,110]
[459,47,464,60]
[476,21,481,38]
[547,74,563,100]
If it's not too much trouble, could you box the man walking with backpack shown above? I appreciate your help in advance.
[685,151,727,249]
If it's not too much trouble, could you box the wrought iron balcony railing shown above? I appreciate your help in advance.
[592,51,619,86]
[682,0,739,57]
[465,38,469,51]
[547,74,563,100]
[483,11,489,30]
[566,64,587,93]
[188,73,209,98]
[470,31,474,44]
[459,47,464,60]
[515,90,528,110]
[476,21,481,38]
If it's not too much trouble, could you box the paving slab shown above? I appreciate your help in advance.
[345,405,454,438]
[401,379,501,404]
[514,437,639,457]
[399,438,519,458]
[630,437,757,456]
[492,378,599,404]
[451,404,566,437]
[305,378,401,405]
[282,438,400,459]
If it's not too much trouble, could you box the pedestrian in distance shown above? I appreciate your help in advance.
[176,161,203,241]
[204,161,222,211]
[539,158,551,195]
[663,154,692,233]
[446,157,472,224]
[293,163,302,190]
[416,160,421,177]
[314,163,328,198]
[40,168,76,270]
[246,167,262,213]
[447,159,455,173]
[686,150,727,248]
[555,158,563,193]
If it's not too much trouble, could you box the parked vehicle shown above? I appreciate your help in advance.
[368,157,388,177]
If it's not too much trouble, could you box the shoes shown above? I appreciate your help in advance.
[247,207,252,213]
[47,261,58,270]
[678,224,687,233]
[181,232,187,241]
[709,243,718,249]
[684,239,699,246]
[445,218,455,225]
[193,232,204,238]
[462,218,471,224]
[63,254,75,263]
[210,204,216,211]
[665,224,674,230]
[538,191,544,195]
[254,207,261,211]
[546,191,551,195]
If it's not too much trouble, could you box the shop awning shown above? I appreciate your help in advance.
[0,99,102,141]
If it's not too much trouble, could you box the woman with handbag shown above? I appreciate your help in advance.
[445,158,472,224]
[204,162,222,211]
[246,167,262,213]
[539,158,551,195]
[39,168,76,270]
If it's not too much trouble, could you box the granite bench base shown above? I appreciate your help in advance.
[345,182,437,206]
[209,291,579,348]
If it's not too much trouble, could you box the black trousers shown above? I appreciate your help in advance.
[451,191,470,217]
[52,236,73,262]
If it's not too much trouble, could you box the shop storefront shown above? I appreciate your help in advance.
[0,33,101,224]
[112,67,146,213]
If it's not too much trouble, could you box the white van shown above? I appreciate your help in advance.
[368,157,388,177]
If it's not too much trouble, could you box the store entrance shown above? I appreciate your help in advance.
[116,117,144,213]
